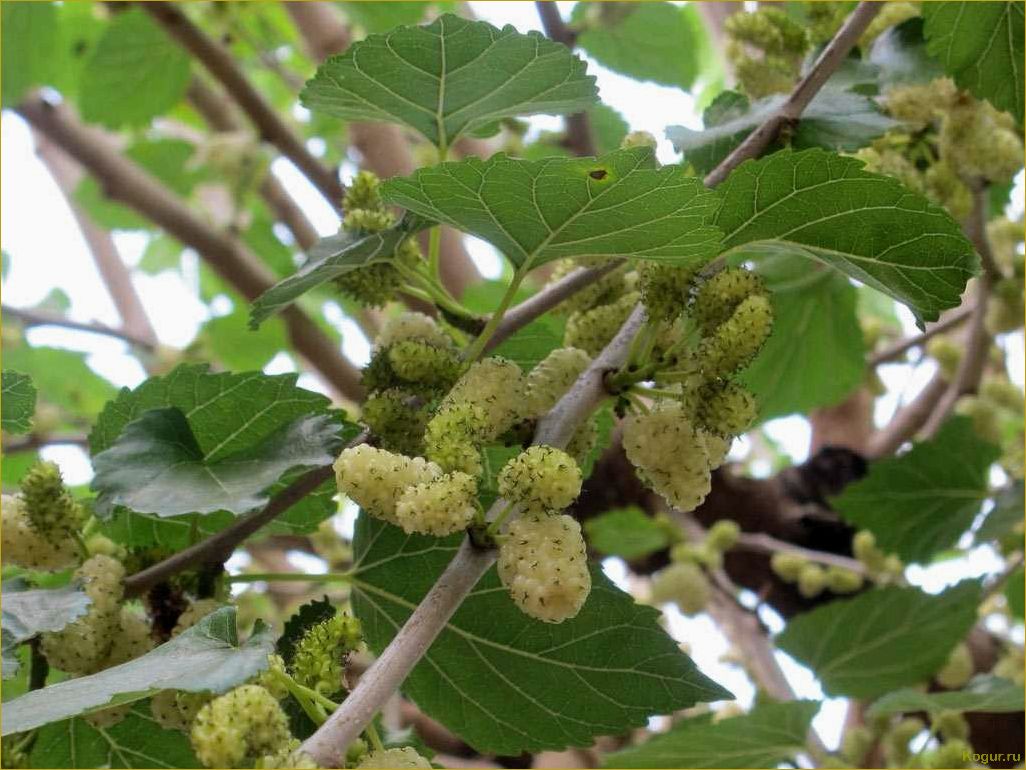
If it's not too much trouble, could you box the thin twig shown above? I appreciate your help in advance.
[3,433,91,453]
[866,375,948,458]
[17,95,364,402]
[145,2,344,209]
[868,305,974,367]
[702,1,883,188]
[534,2,596,157]
[736,532,867,575]
[300,6,880,759]
[483,261,624,354]
[2,305,156,351]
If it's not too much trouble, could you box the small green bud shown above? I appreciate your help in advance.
[770,551,807,582]
[797,563,827,598]
[706,520,741,552]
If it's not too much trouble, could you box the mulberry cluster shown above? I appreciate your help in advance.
[622,400,727,513]
[852,530,904,583]
[695,294,774,380]
[334,445,442,526]
[291,613,362,695]
[1,494,79,571]
[190,685,292,768]
[497,513,591,623]
[40,555,126,675]
[637,262,698,323]
[497,446,582,515]
[333,171,424,308]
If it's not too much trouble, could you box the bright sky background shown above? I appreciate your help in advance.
[2,1,1023,756]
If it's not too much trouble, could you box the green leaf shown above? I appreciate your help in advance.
[2,583,91,646]
[350,514,730,755]
[737,252,865,421]
[572,3,704,90]
[588,104,630,155]
[79,9,192,128]
[833,416,998,563]
[201,306,288,372]
[248,218,426,327]
[301,13,598,151]
[92,407,341,518]
[602,700,819,769]
[382,148,723,272]
[29,702,200,768]
[868,675,1025,717]
[977,481,1025,543]
[584,507,670,560]
[712,149,978,327]
[338,1,446,33]
[1,2,58,107]
[668,88,898,176]
[2,370,36,434]
[776,581,981,699]
[2,607,272,735]
[922,1,1025,123]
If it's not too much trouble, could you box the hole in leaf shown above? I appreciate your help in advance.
[589,169,608,180]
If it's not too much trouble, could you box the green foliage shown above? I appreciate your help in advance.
[350,513,730,755]
[713,149,978,327]
[2,583,91,651]
[868,675,1025,718]
[0,1,58,107]
[79,8,192,128]
[833,417,998,563]
[302,13,598,151]
[738,253,865,421]
[91,407,341,517]
[584,507,671,560]
[571,3,705,90]
[669,87,897,175]
[1,344,116,422]
[1,370,36,434]
[383,148,723,271]
[922,1,1025,123]
[603,701,819,769]
[777,581,981,698]
[30,702,200,769]
[2,608,273,735]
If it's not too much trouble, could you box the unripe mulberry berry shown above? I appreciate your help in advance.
[691,268,766,336]
[671,542,722,570]
[933,710,970,741]
[825,566,864,595]
[980,377,1024,413]
[638,262,698,322]
[884,717,926,767]
[291,613,362,696]
[840,725,874,766]
[498,446,582,514]
[20,461,81,537]
[696,294,773,379]
[357,747,432,769]
[334,445,441,525]
[564,292,640,356]
[387,340,461,387]
[361,389,429,456]
[936,642,974,689]
[927,336,964,380]
[706,520,741,552]
[497,513,591,623]
[797,563,827,598]
[344,170,384,212]
[622,401,716,513]
[954,396,1002,445]
[770,552,808,582]
[441,357,525,442]
[41,555,125,674]
[335,263,405,308]
[697,382,758,437]
[190,685,292,769]
[985,278,1025,334]
[424,403,487,477]
[942,98,1024,183]
[374,312,452,351]
[173,599,224,637]
[525,347,591,417]
[852,529,888,573]
[256,740,319,769]
[395,472,478,536]
[1,494,79,571]
[925,739,972,769]
[651,562,710,616]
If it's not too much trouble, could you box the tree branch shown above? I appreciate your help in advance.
[702,1,883,188]
[534,2,596,157]
[301,5,885,760]
[735,532,867,575]
[31,133,159,349]
[144,2,345,209]
[3,433,90,453]
[2,305,156,351]
[868,304,974,367]
[17,95,364,402]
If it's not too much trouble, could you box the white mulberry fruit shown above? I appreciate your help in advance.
[525,347,591,417]
[498,446,582,514]
[190,685,291,768]
[334,445,441,525]
[395,472,478,536]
